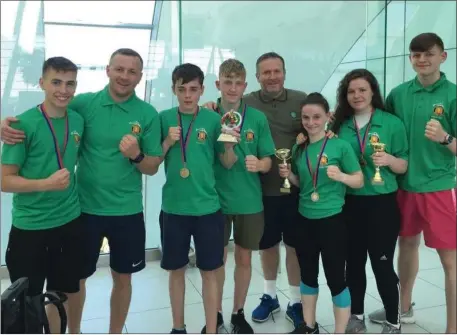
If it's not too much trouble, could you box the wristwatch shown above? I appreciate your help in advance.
[440,134,454,145]
[129,152,145,164]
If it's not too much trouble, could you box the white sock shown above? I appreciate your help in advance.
[355,314,364,320]
[289,285,301,305]
[264,280,277,298]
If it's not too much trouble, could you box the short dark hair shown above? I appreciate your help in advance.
[256,52,286,74]
[42,57,78,76]
[409,33,445,52]
[110,48,144,69]
[172,63,204,87]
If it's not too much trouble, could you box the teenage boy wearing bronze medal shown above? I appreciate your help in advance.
[1,57,85,334]
[331,69,408,334]
[158,63,238,334]
[279,93,363,334]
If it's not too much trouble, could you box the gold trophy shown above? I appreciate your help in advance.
[275,148,292,193]
[371,142,386,185]
[217,109,242,143]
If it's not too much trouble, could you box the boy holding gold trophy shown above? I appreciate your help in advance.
[211,59,276,333]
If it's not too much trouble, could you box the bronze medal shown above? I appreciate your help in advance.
[180,167,190,178]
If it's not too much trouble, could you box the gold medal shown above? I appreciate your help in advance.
[180,167,190,178]
[311,192,320,202]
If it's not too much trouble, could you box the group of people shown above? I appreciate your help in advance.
[0,32,455,334]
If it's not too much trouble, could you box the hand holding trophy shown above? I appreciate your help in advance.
[371,142,386,185]
[218,109,243,143]
[275,148,292,193]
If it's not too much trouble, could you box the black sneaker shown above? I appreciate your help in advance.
[289,322,319,334]
[231,309,254,334]
[170,328,187,334]
[201,312,224,333]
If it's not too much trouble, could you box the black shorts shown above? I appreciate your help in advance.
[80,212,146,278]
[160,210,224,271]
[5,216,84,296]
[259,194,300,249]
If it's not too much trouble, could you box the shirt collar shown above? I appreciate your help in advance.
[411,72,447,93]
[257,88,288,103]
[347,108,383,130]
[100,85,137,112]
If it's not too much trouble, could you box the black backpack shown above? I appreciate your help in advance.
[1,277,67,334]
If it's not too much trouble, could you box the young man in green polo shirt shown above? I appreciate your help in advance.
[367,33,456,334]
[0,48,163,334]
[209,59,276,333]
[159,63,238,334]
[204,52,306,328]
[1,56,85,334]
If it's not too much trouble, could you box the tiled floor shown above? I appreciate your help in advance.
[0,244,448,334]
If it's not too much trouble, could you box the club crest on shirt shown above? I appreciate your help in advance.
[369,132,380,144]
[71,131,81,146]
[196,128,207,143]
[432,103,444,118]
[129,121,142,135]
[245,129,255,142]
[290,111,297,118]
[319,153,329,167]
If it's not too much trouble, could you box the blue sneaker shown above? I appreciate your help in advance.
[286,302,304,328]
[251,294,281,323]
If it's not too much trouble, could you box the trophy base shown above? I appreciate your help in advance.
[372,179,385,186]
[217,133,238,143]
[280,187,291,194]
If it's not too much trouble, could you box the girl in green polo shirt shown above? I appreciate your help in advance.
[279,92,363,334]
[331,69,409,334]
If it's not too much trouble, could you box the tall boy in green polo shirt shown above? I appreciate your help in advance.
[159,63,237,334]
[210,59,276,334]
[368,33,456,334]
[1,57,85,334]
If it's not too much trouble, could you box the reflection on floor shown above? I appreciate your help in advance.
[0,244,448,333]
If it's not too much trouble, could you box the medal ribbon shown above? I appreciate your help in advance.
[305,136,329,191]
[177,107,199,166]
[39,104,69,170]
[353,109,374,159]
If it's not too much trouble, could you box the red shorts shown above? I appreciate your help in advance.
[397,189,456,249]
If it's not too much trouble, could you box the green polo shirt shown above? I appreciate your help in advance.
[291,137,361,219]
[68,86,163,216]
[160,107,224,216]
[214,102,276,214]
[243,89,307,196]
[337,109,409,196]
[386,72,456,193]
[1,106,84,230]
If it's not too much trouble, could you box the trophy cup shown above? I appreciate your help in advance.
[371,142,386,185]
[217,109,242,143]
[275,148,292,193]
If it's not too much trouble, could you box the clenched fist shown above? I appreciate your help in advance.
[279,163,291,178]
[46,168,70,191]
[166,126,181,145]
[119,134,140,159]
[326,165,344,182]
[425,119,447,143]
[245,155,260,172]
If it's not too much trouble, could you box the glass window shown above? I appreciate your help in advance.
[44,1,155,26]
[405,1,456,50]
[1,1,44,265]
[44,25,151,97]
